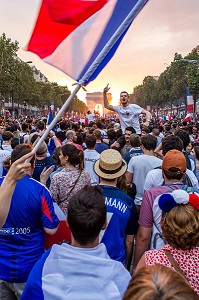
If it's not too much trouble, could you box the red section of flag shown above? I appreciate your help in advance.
[27,0,108,58]
[48,0,108,25]
[42,197,53,222]
[184,113,192,122]
[187,104,194,113]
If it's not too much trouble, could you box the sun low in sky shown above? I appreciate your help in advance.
[0,0,199,105]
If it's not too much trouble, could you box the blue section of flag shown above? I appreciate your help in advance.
[27,0,149,86]
[79,0,148,84]
[186,87,192,96]
[47,107,53,125]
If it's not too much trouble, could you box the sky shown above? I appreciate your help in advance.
[0,0,199,105]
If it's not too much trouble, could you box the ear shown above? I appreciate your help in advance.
[102,218,107,230]
[65,155,68,162]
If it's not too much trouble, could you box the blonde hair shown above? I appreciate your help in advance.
[123,265,199,300]
[161,204,199,249]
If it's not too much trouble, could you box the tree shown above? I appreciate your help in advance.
[0,33,19,100]
[141,76,158,108]
[185,50,199,113]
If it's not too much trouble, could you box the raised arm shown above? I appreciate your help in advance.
[141,108,151,127]
[103,84,115,112]
[0,152,34,227]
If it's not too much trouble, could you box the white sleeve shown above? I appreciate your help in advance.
[131,104,142,115]
[113,106,120,113]
[144,170,154,190]
[127,157,135,173]
[186,169,199,188]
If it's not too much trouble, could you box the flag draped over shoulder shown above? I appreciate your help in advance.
[25,0,148,85]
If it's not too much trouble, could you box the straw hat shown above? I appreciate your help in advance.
[94,149,127,179]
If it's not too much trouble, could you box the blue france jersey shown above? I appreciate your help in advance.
[99,185,138,264]
[0,175,59,283]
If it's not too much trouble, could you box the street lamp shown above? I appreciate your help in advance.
[23,101,27,116]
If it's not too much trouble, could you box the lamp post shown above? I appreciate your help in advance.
[23,101,27,116]
[176,104,180,117]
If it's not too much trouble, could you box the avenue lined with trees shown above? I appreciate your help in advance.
[131,50,199,114]
[0,33,88,115]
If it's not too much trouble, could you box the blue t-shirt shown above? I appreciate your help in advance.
[0,175,59,282]
[123,147,143,164]
[99,185,138,264]
[95,142,109,154]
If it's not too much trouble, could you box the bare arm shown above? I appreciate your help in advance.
[141,109,151,127]
[0,152,34,227]
[49,131,62,148]
[133,226,151,269]
[125,234,134,268]
[103,85,115,112]
[126,171,133,184]
[44,226,58,235]
[154,141,163,158]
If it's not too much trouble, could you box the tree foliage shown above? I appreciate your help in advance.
[132,50,199,112]
[0,33,87,114]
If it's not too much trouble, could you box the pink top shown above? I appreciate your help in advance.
[145,244,199,294]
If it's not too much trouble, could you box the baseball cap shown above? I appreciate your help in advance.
[162,150,186,174]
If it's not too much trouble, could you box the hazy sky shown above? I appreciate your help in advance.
[0,0,199,105]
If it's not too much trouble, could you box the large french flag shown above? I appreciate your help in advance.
[26,0,148,85]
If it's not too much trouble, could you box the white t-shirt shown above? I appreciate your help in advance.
[87,113,95,124]
[19,132,29,143]
[84,149,100,185]
[144,168,199,190]
[127,154,162,205]
[0,150,10,177]
[113,104,142,134]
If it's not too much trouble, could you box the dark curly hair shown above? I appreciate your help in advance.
[161,204,199,250]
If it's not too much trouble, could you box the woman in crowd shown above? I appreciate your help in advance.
[123,264,199,300]
[135,190,199,294]
[50,144,91,214]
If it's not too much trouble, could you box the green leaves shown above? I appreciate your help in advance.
[132,51,199,111]
[0,33,88,114]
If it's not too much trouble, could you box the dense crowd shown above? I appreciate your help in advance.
[0,89,199,299]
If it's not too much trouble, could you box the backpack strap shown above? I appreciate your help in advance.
[152,185,175,249]
[163,250,189,283]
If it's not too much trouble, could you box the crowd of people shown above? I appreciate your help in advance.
[0,87,198,299]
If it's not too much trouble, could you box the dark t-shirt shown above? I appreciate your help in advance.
[32,156,56,188]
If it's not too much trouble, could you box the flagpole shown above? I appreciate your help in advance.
[31,0,148,154]
[78,0,148,85]
[31,84,81,154]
